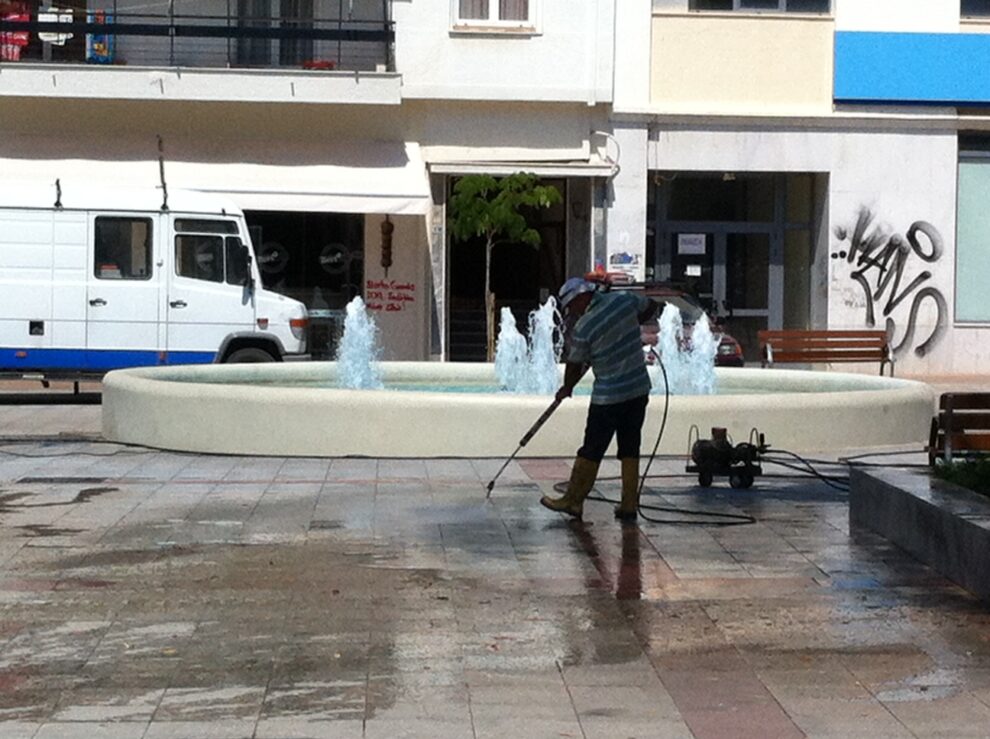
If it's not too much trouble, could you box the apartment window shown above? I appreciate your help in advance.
[454,0,533,27]
[957,140,990,322]
[962,1,990,17]
[94,217,153,280]
[690,0,830,12]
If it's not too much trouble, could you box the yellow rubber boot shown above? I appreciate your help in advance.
[540,457,599,520]
[614,458,641,522]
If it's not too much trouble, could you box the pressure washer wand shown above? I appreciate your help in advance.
[485,396,564,498]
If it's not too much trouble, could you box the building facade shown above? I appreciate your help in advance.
[0,0,616,363]
[609,0,990,375]
[4,1,989,376]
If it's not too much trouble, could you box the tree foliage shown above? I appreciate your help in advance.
[448,173,562,251]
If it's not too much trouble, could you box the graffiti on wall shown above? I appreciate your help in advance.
[832,207,947,358]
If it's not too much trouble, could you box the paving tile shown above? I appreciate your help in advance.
[34,722,149,739]
[143,719,256,739]
[253,717,364,739]
[0,437,988,738]
[778,696,914,737]
[363,718,474,738]
[580,716,694,739]
[0,721,41,739]
[154,685,265,720]
[879,690,990,737]
[472,717,584,739]
[52,688,166,722]
[569,685,680,720]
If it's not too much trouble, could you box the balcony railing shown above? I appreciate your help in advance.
[0,4,394,72]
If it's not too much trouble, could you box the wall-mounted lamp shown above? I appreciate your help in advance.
[380,215,394,277]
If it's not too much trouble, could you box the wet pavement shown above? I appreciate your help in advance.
[0,435,986,739]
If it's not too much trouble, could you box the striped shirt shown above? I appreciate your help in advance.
[567,291,652,405]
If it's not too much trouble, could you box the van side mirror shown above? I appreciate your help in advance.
[240,244,255,290]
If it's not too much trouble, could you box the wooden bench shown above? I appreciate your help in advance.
[928,393,990,465]
[758,329,894,376]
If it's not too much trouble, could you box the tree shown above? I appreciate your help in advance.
[447,173,562,360]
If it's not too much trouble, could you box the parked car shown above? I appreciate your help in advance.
[619,283,745,367]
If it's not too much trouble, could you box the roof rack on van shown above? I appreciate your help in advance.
[157,135,169,213]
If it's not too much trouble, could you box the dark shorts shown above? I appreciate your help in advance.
[577,394,649,463]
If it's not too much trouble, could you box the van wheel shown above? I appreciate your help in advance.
[225,347,277,363]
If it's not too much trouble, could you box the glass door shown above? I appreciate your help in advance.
[718,232,774,362]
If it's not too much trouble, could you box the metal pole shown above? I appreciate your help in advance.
[168,0,175,66]
[384,0,390,71]
[485,397,564,498]
[226,0,231,67]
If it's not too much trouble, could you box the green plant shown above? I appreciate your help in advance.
[933,455,990,498]
[447,173,561,360]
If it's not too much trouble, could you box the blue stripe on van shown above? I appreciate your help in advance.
[0,349,217,373]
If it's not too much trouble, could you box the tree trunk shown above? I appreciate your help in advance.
[485,237,495,361]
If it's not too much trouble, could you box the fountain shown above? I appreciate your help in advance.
[335,297,383,390]
[494,299,563,395]
[653,303,718,396]
[494,307,528,392]
[101,299,936,457]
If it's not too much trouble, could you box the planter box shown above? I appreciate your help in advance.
[850,467,990,602]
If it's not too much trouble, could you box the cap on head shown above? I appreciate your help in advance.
[557,277,597,309]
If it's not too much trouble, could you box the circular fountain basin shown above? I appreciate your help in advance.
[102,362,935,457]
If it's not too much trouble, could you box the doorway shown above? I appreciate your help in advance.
[665,229,776,361]
[650,173,818,362]
[447,177,567,362]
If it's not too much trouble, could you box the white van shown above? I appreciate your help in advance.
[0,182,308,377]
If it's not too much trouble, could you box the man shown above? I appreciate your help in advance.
[540,277,659,522]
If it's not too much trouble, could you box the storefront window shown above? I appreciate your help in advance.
[956,158,990,322]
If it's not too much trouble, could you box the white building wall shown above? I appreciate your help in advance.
[363,214,431,361]
[605,125,649,280]
[648,126,970,377]
[392,0,614,102]
[614,0,652,110]
[833,0,959,32]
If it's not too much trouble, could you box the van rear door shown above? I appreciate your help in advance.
[165,217,256,363]
[85,213,164,371]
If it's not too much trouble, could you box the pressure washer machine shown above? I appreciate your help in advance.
[687,427,767,489]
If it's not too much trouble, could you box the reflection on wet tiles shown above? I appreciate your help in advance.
[53,687,165,721]
[3,446,990,735]
[155,685,266,720]
[261,681,366,720]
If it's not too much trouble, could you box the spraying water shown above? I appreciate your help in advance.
[682,313,719,395]
[522,298,563,395]
[652,303,717,395]
[494,307,527,391]
[493,298,563,394]
[335,296,384,389]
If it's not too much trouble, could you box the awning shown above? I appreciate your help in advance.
[0,138,432,216]
[428,157,617,178]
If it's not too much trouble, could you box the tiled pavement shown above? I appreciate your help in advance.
[0,424,987,739]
